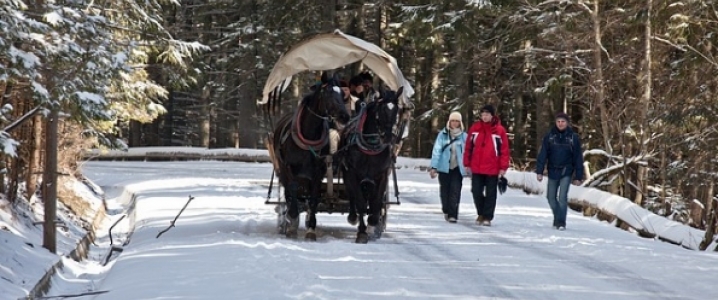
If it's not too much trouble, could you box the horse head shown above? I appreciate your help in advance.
[306,72,350,125]
[373,86,403,144]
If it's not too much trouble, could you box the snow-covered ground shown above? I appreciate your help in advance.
[27,160,713,300]
[0,177,103,299]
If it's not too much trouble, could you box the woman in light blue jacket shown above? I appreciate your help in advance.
[430,112,468,223]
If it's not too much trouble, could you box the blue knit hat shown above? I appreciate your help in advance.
[555,112,570,122]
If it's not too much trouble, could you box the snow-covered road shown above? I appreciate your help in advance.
[57,161,714,300]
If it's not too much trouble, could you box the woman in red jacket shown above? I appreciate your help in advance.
[463,105,510,226]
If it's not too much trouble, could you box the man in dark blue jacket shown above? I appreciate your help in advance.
[536,112,584,230]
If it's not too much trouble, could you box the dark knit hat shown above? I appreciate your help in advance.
[359,71,373,82]
[349,75,363,87]
[555,112,570,122]
[480,104,495,116]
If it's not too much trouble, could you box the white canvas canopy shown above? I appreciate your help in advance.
[259,29,415,106]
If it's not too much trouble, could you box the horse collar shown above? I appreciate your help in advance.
[355,107,389,156]
[290,105,329,153]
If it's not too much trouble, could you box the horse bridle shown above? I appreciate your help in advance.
[352,100,395,156]
[306,86,338,123]
[288,85,342,155]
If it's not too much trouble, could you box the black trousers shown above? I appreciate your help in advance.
[472,174,498,221]
[438,167,463,219]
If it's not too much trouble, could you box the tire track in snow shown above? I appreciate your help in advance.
[470,225,689,300]
[399,193,682,299]
[385,231,519,300]
[384,195,518,299]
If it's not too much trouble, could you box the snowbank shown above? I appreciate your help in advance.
[0,177,106,299]
[504,171,708,250]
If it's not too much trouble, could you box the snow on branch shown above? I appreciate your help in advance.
[583,151,653,185]
[652,35,718,69]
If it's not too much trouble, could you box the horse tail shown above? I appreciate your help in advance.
[272,112,294,178]
[266,133,279,173]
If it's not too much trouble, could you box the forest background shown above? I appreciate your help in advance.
[1,0,717,250]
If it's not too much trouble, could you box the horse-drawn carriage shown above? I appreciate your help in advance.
[259,30,414,243]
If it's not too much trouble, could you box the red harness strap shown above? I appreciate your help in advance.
[290,105,328,151]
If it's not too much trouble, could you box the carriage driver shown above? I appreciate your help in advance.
[358,71,379,103]
[349,75,365,107]
[328,80,357,156]
[339,80,358,116]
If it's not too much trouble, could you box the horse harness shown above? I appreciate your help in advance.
[342,102,393,156]
[281,91,335,158]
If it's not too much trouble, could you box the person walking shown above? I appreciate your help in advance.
[536,112,584,231]
[430,112,468,223]
[463,105,510,226]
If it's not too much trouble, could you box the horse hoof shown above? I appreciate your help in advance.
[372,225,383,240]
[285,230,298,239]
[305,231,317,241]
[355,232,369,244]
[285,217,299,238]
[367,215,380,227]
[347,214,358,226]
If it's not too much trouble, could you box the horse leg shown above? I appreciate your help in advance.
[345,173,359,226]
[361,178,379,227]
[347,206,358,225]
[304,197,318,241]
[367,177,388,239]
[285,181,300,239]
[356,214,369,244]
[355,179,371,244]
[304,178,322,241]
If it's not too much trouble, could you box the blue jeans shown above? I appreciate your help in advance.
[546,176,571,227]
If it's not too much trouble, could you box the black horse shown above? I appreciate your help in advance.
[271,73,350,240]
[341,87,403,243]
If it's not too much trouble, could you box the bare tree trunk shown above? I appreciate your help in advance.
[0,81,9,195]
[635,165,646,206]
[466,50,476,124]
[700,168,715,250]
[620,119,629,198]
[27,114,43,199]
[591,0,611,153]
[412,59,423,157]
[639,0,652,134]
[455,40,467,116]
[43,108,58,254]
[347,4,366,75]
[634,0,652,206]
[563,57,572,113]
[199,86,211,147]
[322,0,336,32]
[660,142,668,214]
[375,2,386,49]
[428,50,441,142]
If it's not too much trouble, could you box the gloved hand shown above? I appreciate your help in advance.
[429,169,438,179]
